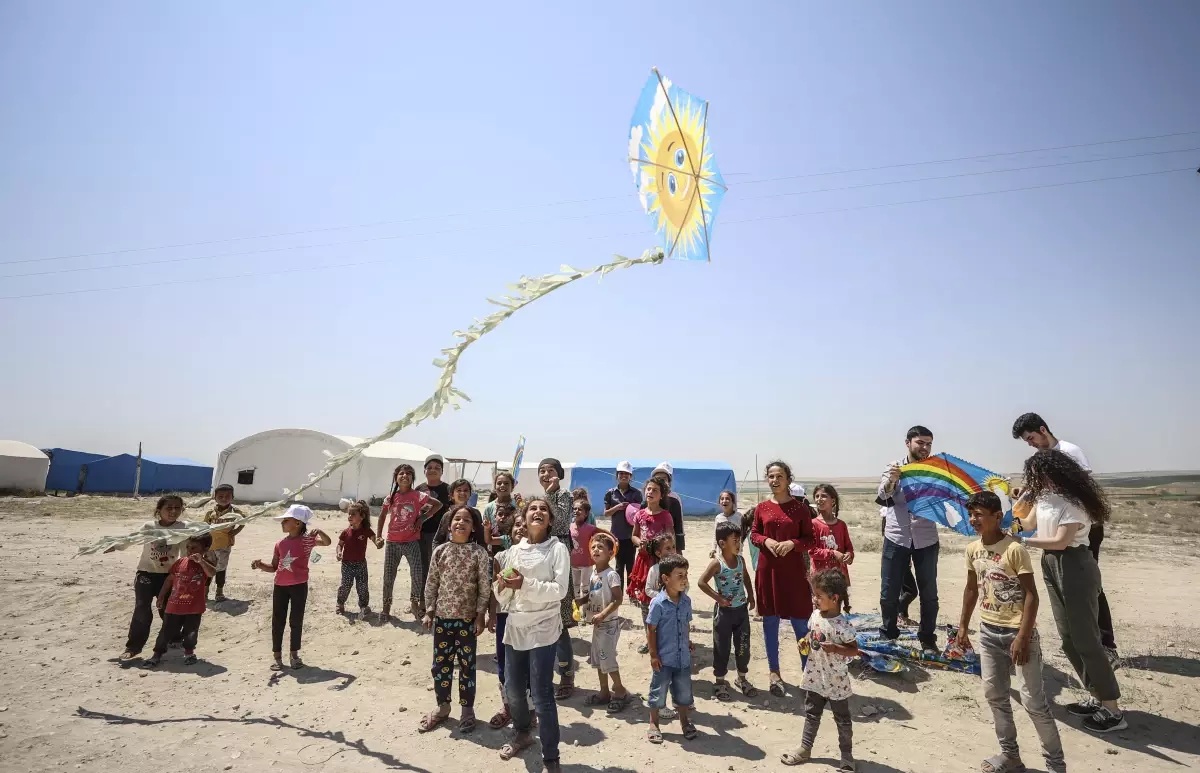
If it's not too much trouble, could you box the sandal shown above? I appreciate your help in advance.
[554,678,574,701]
[499,732,535,760]
[183,654,198,665]
[735,675,759,697]
[647,726,664,745]
[607,693,632,714]
[714,681,732,702]
[488,707,512,729]
[458,712,477,734]
[769,675,786,697]
[682,722,699,740]
[418,709,450,733]
[838,757,858,772]
[270,659,284,672]
[781,746,811,766]
[981,754,1026,773]
[289,655,305,669]
[140,658,160,669]
[659,706,677,722]
[584,693,611,706]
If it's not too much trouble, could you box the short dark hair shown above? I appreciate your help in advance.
[590,531,616,552]
[1012,413,1049,439]
[188,533,213,552]
[214,483,234,495]
[645,476,671,500]
[965,491,1003,514]
[906,426,933,441]
[659,553,689,577]
[449,478,473,497]
[715,521,742,544]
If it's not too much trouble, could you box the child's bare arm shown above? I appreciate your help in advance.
[647,624,661,670]
[310,529,332,547]
[742,561,755,609]
[696,559,726,605]
[956,571,979,648]
[193,554,216,577]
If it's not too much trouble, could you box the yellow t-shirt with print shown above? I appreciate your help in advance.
[964,535,1033,629]
[204,506,243,550]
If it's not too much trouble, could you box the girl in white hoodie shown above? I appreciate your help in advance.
[494,496,571,773]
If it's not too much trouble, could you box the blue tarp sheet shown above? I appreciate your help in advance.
[81,454,213,494]
[570,459,736,517]
[43,448,107,491]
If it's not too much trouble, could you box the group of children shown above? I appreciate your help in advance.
[111,454,1100,773]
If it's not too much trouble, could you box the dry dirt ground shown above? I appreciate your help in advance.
[0,493,1197,773]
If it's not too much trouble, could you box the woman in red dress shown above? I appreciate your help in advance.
[750,461,816,697]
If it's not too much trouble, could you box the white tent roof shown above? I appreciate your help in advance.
[334,436,436,461]
[0,440,48,459]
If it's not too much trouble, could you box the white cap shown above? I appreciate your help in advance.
[653,461,674,478]
[616,460,634,475]
[424,453,445,468]
[275,503,313,524]
[789,483,806,499]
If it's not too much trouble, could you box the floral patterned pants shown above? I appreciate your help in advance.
[432,618,477,707]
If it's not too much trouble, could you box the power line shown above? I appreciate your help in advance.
[3,165,1189,302]
[4,128,1196,268]
[7,145,1195,281]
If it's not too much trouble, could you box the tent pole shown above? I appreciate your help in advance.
[133,442,143,499]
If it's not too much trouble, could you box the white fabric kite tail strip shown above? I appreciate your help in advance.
[75,248,666,556]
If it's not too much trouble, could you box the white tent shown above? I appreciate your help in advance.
[212,429,437,506]
[0,440,50,493]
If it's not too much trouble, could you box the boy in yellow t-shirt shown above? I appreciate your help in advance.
[203,484,245,602]
[956,492,1064,773]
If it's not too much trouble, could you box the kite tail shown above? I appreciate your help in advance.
[75,248,667,557]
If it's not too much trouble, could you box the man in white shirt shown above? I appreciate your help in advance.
[1011,412,1118,666]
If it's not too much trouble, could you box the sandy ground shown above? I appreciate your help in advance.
[0,493,1198,773]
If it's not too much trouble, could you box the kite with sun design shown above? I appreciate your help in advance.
[628,68,726,261]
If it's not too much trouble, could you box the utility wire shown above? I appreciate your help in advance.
[6,145,1195,280]
[3,128,1195,268]
[3,165,1190,302]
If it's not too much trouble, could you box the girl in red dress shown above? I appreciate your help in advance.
[810,483,854,586]
[625,478,676,653]
[750,461,816,697]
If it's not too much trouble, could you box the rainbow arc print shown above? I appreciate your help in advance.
[898,453,1013,537]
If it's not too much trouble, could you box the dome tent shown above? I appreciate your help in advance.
[212,429,436,506]
[0,440,50,493]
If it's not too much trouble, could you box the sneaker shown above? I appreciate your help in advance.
[1065,697,1100,717]
[1082,707,1127,733]
[1106,647,1121,671]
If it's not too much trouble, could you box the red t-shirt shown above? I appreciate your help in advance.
[810,517,854,583]
[165,557,208,615]
[274,534,317,586]
[339,525,376,562]
[384,489,431,543]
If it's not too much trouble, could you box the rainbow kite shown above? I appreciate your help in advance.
[898,453,1013,537]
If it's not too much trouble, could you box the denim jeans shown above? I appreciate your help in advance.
[763,615,809,674]
[648,665,694,709]
[979,624,1065,773]
[880,539,939,647]
[505,642,559,764]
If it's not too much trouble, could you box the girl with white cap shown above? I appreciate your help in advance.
[251,504,331,671]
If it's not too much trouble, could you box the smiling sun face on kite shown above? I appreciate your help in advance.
[629,71,724,261]
[638,100,718,256]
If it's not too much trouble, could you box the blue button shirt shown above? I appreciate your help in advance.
[647,591,693,669]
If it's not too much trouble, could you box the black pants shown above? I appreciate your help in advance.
[615,539,636,587]
[1089,524,1117,650]
[205,570,228,591]
[880,539,939,648]
[712,603,751,678]
[432,618,478,707]
[272,583,309,654]
[801,690,853,756]
[154,613,202,655]
[125,571,168,654]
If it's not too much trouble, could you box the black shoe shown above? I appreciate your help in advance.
[1082,707,1127,733]
[1065,697,1100,717]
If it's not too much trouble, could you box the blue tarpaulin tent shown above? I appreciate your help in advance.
[81,454,213,494]
[43,448,107,491]
[570,459,736,517]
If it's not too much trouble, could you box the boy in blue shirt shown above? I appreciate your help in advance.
[645,553,697,744]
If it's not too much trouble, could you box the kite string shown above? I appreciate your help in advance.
[75,248,666,555]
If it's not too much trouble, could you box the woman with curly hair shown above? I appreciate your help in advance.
[1020,449,1124,734]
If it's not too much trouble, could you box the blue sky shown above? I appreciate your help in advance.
[2,2,1198,477]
